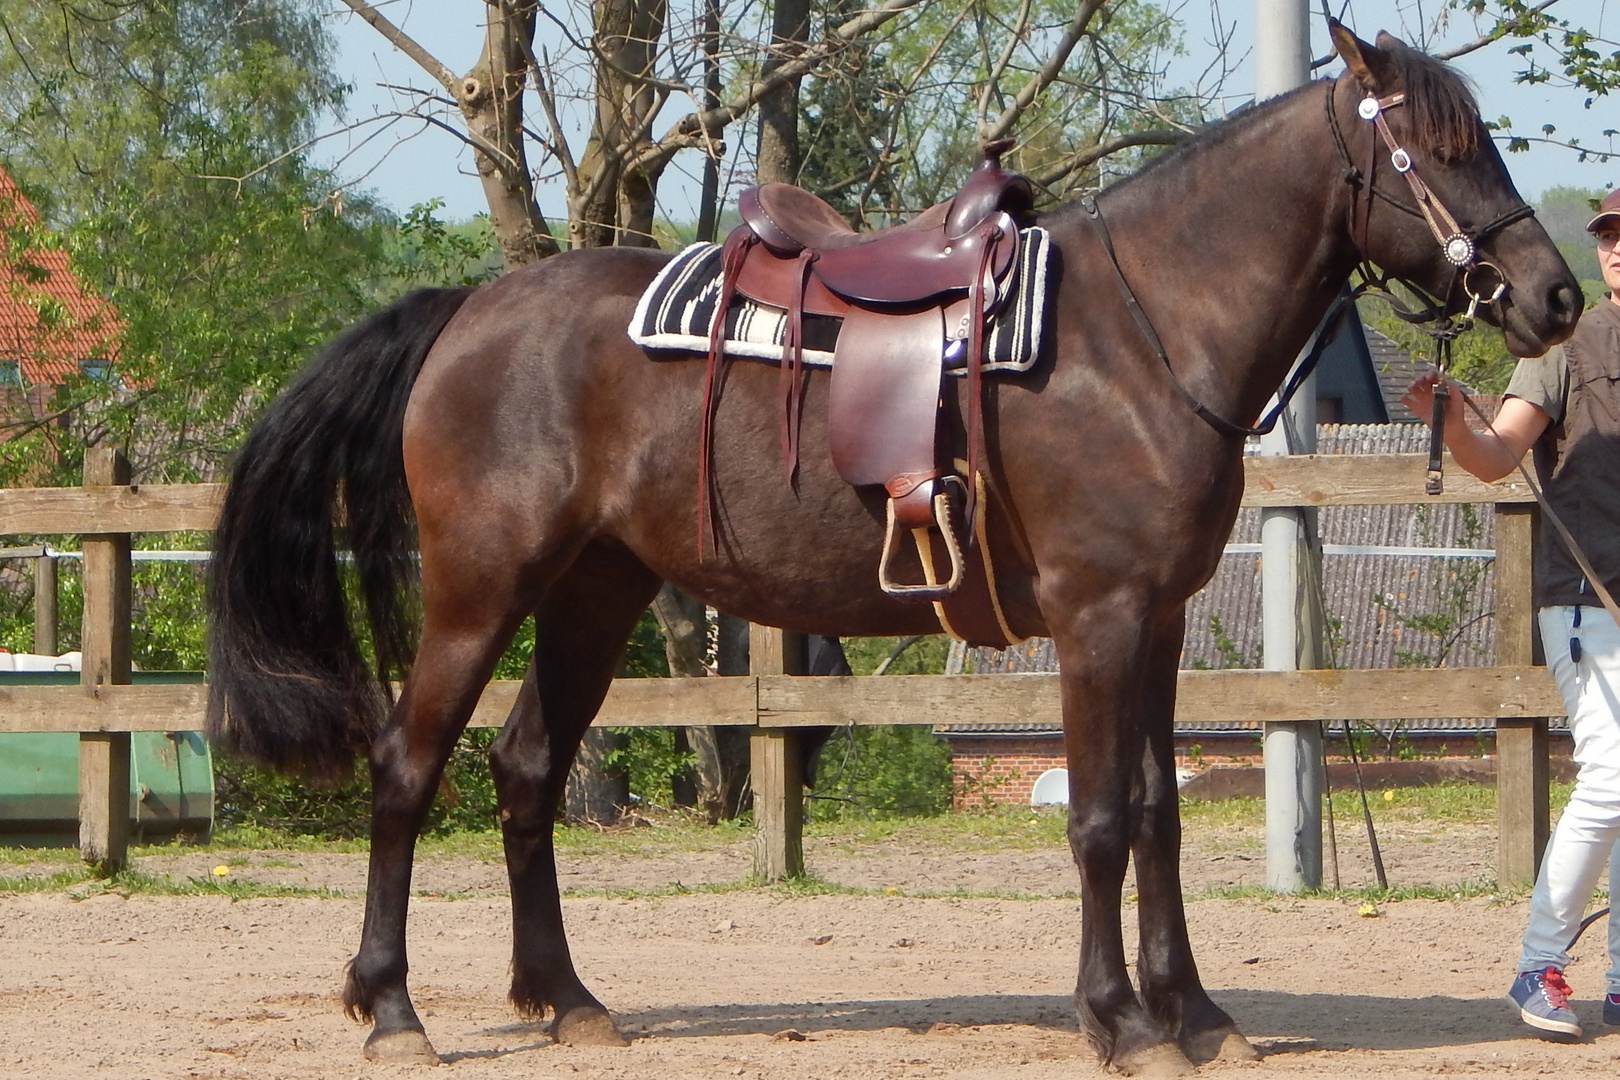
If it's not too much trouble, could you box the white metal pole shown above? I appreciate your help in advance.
[1256,0,1323,893]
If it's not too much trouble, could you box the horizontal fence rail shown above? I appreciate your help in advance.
[0,455,1534,537]
[0,451,1559,883]
[0,668,1563,735]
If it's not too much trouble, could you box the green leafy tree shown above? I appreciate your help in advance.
[1449,0,1620,163]
[0,1,426,485]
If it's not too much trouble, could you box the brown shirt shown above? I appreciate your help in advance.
[1505,298,1620,605]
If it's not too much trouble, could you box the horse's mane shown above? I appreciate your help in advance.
[1044,36,1480,220]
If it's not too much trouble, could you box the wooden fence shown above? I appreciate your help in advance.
[0,449,1562,885]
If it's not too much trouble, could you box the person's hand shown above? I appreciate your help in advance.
[1401,369,1464,431]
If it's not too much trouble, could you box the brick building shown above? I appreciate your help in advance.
[0,168,121,432]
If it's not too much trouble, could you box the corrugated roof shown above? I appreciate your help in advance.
[0,168,120,385]
[960,424,1520,731]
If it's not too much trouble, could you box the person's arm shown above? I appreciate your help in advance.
[1401,370,1550,483]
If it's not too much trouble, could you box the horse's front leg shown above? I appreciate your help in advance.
[1131,608,1260,1064]
[1053,597,1193,1077]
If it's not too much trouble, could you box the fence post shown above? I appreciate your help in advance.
[33,551,57,655]
[1494,502,1548,887]
[750,624,805,880]
[79,448,133,871]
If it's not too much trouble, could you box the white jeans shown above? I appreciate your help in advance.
[1518,606,1620,992]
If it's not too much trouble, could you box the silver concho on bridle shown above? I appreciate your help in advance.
[1443,233,1476,267]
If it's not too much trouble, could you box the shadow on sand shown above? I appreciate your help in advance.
[603,988,1610,1052]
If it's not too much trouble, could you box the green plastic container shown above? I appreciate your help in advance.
[0,671,213,846]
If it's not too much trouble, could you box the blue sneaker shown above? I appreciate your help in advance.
[1508,968,1583,1037]
[1605,992,1620,1026]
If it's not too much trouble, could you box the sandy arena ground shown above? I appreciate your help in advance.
[2,814,1617,1080]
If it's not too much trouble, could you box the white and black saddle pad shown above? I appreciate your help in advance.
[627,226,1054,375]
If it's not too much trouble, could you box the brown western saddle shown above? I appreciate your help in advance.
[701,140,1035,641]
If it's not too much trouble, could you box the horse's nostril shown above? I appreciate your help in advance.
[1549,282,1581,324]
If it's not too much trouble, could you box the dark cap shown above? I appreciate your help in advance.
[1585,188,1620,232]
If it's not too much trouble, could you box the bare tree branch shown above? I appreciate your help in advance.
[335,0,459,95]
[982,0,1108,142]
[520,38,579,193]
[1029,127,1190,190]
[976,0,1034,131]
[626,0,926,176]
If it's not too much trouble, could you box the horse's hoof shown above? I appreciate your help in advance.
[362,1028,441,1064]
[554,1006,630,1047]
[1115,1042,1196,1078]
[1184,1027,1262,1064]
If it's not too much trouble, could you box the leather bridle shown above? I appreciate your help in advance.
[1324,79,1535,325]
[1325,77,1542,491]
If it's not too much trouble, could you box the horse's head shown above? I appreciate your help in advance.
[1328,20,1581,357]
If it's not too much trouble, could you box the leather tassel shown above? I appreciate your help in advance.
[778,249,816,488]
[699,232,755,558]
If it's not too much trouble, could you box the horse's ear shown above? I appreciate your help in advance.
[1329,18,1399,94]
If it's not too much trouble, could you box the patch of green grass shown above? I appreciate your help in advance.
[1179,780,1577,830]
[0,846,78,866]
[1179,795,1265,829]
[804,804,1069,850]
[554,875,1078,902]
[1186,878,1510,903]
[0,866,349,900]
[0,868,96,893]
[202,825,371,853]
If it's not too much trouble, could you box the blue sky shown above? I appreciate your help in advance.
[315,0,1617,224]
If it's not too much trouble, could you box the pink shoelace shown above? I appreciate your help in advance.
[1540,967,1574,1009]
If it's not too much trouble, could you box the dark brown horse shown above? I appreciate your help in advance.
[207,25,1578,1076]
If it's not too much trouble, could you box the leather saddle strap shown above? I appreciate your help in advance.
[962,223,1004,536]
[779,248,816,487]
[931,473,1025,648]
[699,230,757,556]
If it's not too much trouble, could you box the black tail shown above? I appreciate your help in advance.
[206,287,475,780]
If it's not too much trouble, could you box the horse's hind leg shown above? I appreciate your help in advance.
[488,544,662,1046]
[343,551,541,1063]
[1132,608,1259,1064]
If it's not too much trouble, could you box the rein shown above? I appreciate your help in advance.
[1080,194,1355,440]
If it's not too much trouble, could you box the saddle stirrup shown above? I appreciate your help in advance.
[877,480,966,599]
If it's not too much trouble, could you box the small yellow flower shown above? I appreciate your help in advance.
[212,864,230,878]
[883,886,900,896]
[1382,790,1395,801]
[1357,902,1379,918]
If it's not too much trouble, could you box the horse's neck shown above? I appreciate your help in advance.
[1073,82,1357,429]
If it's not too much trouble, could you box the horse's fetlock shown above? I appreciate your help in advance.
[341,960,378,1023]
[345,953,407,1020]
